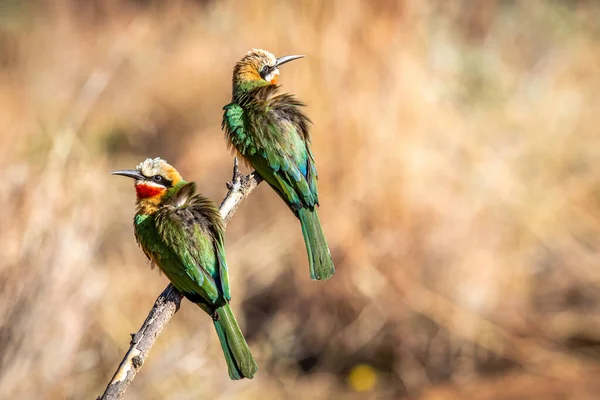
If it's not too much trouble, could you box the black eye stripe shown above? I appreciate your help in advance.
[144,174,173,187]
[260,65,274,78]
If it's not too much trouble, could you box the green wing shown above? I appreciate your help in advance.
[223,89,319,212]
[153,182,230,305]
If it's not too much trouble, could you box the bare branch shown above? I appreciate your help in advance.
[99,160,262,400]
[220,157,263,224]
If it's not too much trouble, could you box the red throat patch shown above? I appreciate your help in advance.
[135,183,165,199]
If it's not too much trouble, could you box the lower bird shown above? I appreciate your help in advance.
[112,157,257,380]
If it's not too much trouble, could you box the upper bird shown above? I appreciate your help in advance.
[222,49,335,280]
[111,158,257,380]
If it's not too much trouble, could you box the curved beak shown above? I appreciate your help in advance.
[275,54,304,68]
[110,169,145,180]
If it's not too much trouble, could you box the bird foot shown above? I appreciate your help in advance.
[226,157,242,190]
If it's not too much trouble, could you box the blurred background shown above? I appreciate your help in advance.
[1,0,600,399]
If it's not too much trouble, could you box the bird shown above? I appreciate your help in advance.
[222,48,335,281]
[111,157,258,380]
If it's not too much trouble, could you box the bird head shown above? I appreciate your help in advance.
[233,48,304,89]
[111,157,183,212]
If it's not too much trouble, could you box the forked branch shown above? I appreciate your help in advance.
[99,159,262,400]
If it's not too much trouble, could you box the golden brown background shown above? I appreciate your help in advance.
[1,0,600,399]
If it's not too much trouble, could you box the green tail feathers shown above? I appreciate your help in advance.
[213,304,258,380]
[299,208,335,280]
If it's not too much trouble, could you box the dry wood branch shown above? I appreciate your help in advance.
[99,159,262,400]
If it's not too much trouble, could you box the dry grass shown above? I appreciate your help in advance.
[1,0,600,399]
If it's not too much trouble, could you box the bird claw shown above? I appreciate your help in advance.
[226,157,242,190]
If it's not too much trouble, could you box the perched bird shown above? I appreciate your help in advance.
[222,49,335,280]
[111,157,257,380]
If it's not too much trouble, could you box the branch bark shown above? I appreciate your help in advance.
[99,159,262,400]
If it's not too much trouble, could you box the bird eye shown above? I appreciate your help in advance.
[152,175,163,182]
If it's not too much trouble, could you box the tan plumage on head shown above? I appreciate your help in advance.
[232,49,305,91]
[233,49,279,86]
[246,48,277,67]
[136,157,182,184]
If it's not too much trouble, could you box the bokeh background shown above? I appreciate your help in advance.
[2,0,600,399]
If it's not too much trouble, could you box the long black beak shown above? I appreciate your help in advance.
[274,54,304,68]
[110,169,145,180]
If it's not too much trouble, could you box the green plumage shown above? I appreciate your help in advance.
[223,81,335,280]
[134,181,257,380]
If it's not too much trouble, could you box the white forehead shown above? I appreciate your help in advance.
[136,157,167,176]
[249,48,277,66]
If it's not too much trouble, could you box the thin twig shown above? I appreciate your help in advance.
[220,157,263,223]
[99,159,262,400]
